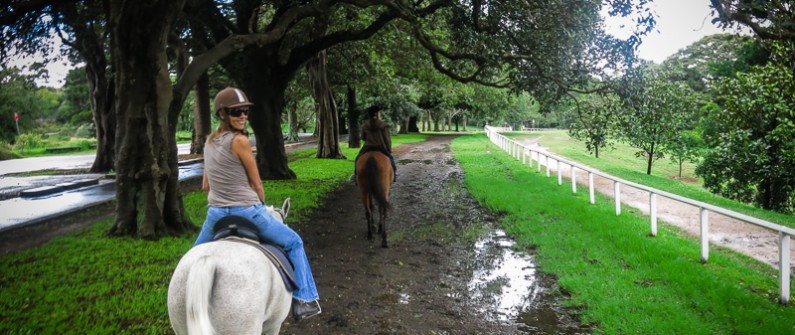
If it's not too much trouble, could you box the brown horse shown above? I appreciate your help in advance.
[355,150,394,247]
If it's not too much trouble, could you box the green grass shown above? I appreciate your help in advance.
[452,134,795,335]
[507,130,795,229]
[7,138,97,158]
[0,134,426,334]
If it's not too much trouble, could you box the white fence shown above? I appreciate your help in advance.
[484,126,793,304]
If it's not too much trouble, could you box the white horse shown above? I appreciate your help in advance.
[167,199,293,335]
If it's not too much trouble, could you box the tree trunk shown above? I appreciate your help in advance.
[347,85,361,148]
[237,64,295,179]
[338,96,348,135]
[308,50,345,159]
[190,71,211,154]
[646,142,655,175]
[107,0,192,238]
[246,77,297,180]
[286,98,299,142]
[399,118,409,134]
[220,48,296,180]
[60,3,116,173]
[89,69,116,173]
[408,116,419,132]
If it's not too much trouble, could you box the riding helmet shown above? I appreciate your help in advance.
[214,87,254,117]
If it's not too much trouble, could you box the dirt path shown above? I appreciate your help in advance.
[517,137,794,272]
[279,135,586,335]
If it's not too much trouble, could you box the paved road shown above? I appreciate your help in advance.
[0,135,321,233]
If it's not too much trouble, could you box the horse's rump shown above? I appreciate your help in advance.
[356,151,393,210]
[167,241,292,335]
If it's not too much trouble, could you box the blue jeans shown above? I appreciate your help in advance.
[194,204,319,302]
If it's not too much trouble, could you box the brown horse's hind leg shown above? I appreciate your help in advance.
[379,205,388,248]
[365,195,377,241]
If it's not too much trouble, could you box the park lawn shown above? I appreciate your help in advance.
[505,130,795,229]
[452,134,795,335]
[0,134,426,334]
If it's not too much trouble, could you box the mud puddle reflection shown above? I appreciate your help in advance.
[466,229,588,334]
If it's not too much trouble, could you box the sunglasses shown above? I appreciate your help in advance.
[227,108,249,117]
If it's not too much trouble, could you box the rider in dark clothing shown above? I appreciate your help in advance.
[354,105,396,182]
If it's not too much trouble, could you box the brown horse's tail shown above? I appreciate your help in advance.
[365,156,391,211]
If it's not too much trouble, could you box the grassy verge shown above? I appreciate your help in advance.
[505,130,795,229]
[0,134,426,334]
[453,134,794,334]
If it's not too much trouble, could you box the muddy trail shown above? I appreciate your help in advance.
[280,135,587,335]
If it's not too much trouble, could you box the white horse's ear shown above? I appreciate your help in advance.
[282,198,291,220]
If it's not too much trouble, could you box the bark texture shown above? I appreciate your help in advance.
[309,50,345,159]
[107,0,192,238]
[190,71,211,154]
[59,2,116,173]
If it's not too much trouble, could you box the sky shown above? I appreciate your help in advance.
[604,0,743,64]
[8,0,741,88]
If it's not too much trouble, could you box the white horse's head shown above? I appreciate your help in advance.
[266,197,291,223]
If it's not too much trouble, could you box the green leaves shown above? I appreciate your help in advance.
[696,42,795,212]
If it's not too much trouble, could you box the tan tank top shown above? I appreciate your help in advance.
[204,132,261,207]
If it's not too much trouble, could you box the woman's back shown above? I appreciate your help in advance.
[204,132,260,207]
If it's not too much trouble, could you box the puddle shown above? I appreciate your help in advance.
[468,229,539,321]
[467,229,589,334]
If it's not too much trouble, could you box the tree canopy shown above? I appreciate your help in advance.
[1,0,656,238]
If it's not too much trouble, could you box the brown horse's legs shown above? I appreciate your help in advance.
[379,206,388,248]
[365,195,374,241]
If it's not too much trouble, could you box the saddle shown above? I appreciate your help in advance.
[211,215,298,292]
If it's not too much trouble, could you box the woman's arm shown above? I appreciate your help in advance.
[231,133,266,204]
[202,169,209,194]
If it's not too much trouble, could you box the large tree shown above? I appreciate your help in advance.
[568,92,620,158]
[615,66,698,175]
[106,0,194,237]
[696,43,795,212]
[1,1,117,172]
[185,0,651,179]
[3,0,653,238]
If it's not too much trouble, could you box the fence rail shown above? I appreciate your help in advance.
[484,126,793,304]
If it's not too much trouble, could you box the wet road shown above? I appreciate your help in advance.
[0,136,318,232]
[0,162,204,232]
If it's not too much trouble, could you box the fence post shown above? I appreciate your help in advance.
[557,162,562,185]
[650,193,657,237]
[614,181,621,215]
[516,145,521,161]
[538,154,543,173]
[701,208,709,263]
[779,232,791,304]
[528,150,534,169]
[571,167,577,193]
[589,172,595,204]
[546,157,551,177]
[522,149,526,164]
